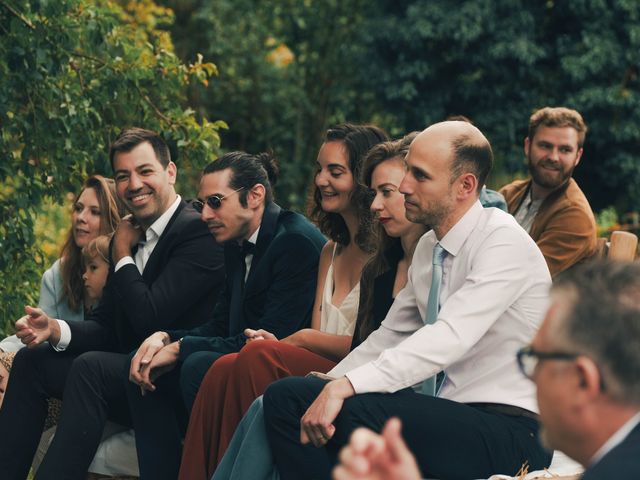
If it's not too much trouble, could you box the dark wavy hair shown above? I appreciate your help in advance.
[109,127,171,169]
[203,151,279,207]
[356,135,422,342]
[308,124,388,253]
[60,175,123,312]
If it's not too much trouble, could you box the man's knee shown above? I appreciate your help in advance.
[264,376,327,422]
[11,344,54,376]
[179,351,223,409]
[69,351,109,377]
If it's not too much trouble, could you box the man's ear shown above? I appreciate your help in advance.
[458,173,478,200]
[524,137,531,158]
[574,148,584,168]
[166,161,177,186]
[246,183,266,209]
[574,356,603,398]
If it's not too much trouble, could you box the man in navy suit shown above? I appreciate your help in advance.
[0,128,225,480]
[518,260,640,479]
[126,151,326,479]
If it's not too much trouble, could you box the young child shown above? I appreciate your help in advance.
[0,235,111,412]
[81,234,111,313]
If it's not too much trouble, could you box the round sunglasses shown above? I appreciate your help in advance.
[192,187,244,213]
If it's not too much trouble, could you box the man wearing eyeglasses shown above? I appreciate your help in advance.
[0,128,226,480]
[333,261,640,480]
[517,260,640,479]
[125,151,326,479]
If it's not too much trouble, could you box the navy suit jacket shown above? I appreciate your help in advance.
[66,200,226,353]
[170,202,326,360]
[582,421,640,479]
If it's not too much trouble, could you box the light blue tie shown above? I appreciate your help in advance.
[421,242,446,395]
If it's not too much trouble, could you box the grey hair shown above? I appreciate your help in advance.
[550,260,640,405]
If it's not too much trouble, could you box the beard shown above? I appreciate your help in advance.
[405,193,455,227]
[528,155,576,191]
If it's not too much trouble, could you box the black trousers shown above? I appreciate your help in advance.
[263,376,552,480]
[124,350,224,480]
[0,345,131,480]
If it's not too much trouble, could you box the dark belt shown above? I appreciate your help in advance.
[467,402,539,421]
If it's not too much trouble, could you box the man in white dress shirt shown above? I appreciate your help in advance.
[263,121,553,479]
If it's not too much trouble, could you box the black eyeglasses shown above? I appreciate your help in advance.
[516,345,580,380]
[192,187,244,213]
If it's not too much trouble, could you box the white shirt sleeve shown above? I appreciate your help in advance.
[114,256,135,272]
[344,225,543,394]
[51,319,72,351]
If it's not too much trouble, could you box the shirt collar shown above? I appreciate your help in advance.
[438,199,483,257]
[236,225,260,248]
[145,195,181,242]
[247,225,260,246]
[590,411,640,467]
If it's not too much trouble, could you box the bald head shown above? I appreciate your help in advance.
[413,121,493,193]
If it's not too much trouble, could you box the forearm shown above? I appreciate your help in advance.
[286,329,352,362]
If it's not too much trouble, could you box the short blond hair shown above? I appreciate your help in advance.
[82,235,111,266]
[528,107,587,148]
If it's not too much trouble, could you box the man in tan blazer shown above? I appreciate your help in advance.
[500,107,597,277]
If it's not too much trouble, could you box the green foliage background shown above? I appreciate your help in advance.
[0,0,225,333]
[2,0,639,334]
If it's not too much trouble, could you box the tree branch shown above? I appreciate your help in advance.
[0,0,35,29]
[134,84,173,125]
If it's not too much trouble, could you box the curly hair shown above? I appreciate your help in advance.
[308,124,388,253]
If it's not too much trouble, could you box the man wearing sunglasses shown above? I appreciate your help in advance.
[125,151,326,479]
[517,260,640,479]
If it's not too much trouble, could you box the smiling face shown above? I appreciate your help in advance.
[72,187,102,248]
[198,168,255,243]
[113,141,177,229]
[370,157,417,238]
[526,125,582,193]
[314,141,355,215]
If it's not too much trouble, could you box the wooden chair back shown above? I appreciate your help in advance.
[608,231,638,261]
[595,237,608,259]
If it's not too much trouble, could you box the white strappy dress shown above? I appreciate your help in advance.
[319,244,360,336]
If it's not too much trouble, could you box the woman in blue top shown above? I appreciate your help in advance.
[0,174,121,398]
